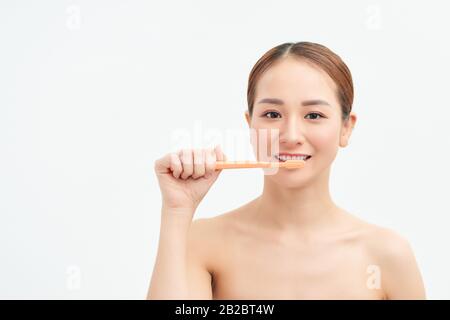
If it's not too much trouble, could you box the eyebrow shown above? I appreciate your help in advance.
[256,98,331,107]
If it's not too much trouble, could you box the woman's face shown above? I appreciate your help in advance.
[245,57,356,187]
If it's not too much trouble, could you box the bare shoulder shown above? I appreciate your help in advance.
[355,220,426,299]
[335,209,414,257]
[189,201,250,240]
[358,222,416,265]
[190,209,237,240]
[188,207,242,270]
[188,215,223,255]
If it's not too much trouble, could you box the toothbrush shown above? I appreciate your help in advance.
[215,160,306,170]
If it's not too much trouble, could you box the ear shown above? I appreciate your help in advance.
[245,111,252,128]
[339,112,357,148]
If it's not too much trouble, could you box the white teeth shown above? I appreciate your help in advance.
[275,155,309,161]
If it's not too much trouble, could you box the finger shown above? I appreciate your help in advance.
[214,145,227,161]
[180,149,194,180]
[170,152,182,179]
[204,148,217,177]
[192,148,206,179]
[154,152,172,174]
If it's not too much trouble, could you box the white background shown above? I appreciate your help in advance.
[1,0,449,299]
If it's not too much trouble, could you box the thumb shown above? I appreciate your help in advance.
[214,145,227,162]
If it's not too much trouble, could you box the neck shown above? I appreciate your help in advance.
[253,167,341,235]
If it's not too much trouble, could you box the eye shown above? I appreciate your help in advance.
[305,112,324,120]
[262,111,281,119]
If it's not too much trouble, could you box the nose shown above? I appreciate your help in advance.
[279,118,305,146]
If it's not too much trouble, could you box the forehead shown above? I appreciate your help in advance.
[255,57,338,103]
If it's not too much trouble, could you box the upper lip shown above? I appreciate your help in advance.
[275,152,311,157]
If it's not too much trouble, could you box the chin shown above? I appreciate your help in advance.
[264,169,312,188]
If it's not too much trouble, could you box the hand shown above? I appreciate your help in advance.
[154,145,227,216]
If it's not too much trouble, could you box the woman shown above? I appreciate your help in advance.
[148,42,426,299]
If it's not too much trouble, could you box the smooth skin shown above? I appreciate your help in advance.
[148,57,426,300]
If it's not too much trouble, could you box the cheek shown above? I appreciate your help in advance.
[309,126,340,157]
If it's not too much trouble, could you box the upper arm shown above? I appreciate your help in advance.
[372,228,426,300]
[186,218,214,299]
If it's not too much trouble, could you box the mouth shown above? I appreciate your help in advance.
[274,153,312,162]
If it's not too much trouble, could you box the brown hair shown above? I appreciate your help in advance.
[247,42,354,122]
